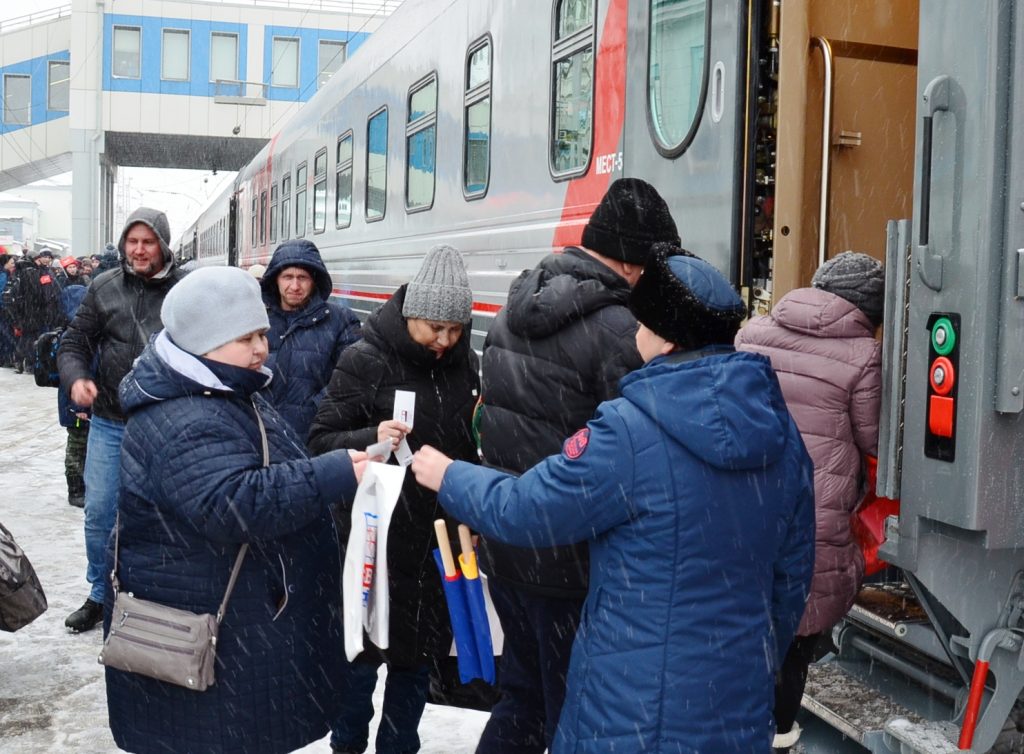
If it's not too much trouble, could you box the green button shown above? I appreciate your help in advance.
[932,317,956,355]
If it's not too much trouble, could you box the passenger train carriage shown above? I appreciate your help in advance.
[176,1,1024,751]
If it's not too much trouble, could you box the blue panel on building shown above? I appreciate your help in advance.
[0,51,71,135]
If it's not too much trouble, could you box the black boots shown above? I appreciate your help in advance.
[65,599,103,633]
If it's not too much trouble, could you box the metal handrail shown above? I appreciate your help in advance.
[0,5,71,36]
[811,37,834,270]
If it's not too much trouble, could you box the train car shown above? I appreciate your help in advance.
[176,1,1024,751]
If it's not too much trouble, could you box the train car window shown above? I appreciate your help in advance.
[250,196,257,248]
[162,29,190,82]
[281,175,291,241]
[270,184,278,243]
[464,38,491,198]
[647,0,709,154]
[272,37,300,88]
[112,26,141,79]
[313,149,328,233]
[336,132,353,229]
[260,190,267,245]
[550,0,595,177]
[295,162,308,237]
[406,76,437,212]
[366,108,388,221]
[318,41,347,89]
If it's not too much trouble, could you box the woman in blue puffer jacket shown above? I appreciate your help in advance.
[107,267,365,754]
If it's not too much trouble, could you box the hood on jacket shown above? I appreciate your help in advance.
[620,350,790,471]
[261,240,333,302]
[769,287,877,340]
[120,331,272,414]
[118,207,175,273]
[504,248,631,339]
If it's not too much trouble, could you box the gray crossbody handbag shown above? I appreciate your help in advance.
[98,404,269,691]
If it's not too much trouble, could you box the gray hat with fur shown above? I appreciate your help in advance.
[812,251,885,327]
[161,267,270,355]
[402,244,473,323]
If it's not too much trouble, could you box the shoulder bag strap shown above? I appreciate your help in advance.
[215,402,270,624]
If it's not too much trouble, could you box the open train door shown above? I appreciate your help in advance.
[227,193,239,268]
[770,0,919,302]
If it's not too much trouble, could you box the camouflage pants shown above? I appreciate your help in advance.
[65,423,89,497]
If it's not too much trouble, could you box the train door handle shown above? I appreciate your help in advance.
[811,37,835,271]
[917,75,951,292]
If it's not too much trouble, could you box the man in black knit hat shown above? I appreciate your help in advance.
[474,178,680,753]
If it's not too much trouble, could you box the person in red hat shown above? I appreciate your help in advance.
[59,256,91,288]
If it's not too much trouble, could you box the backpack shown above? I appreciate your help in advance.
[33,328,64,388]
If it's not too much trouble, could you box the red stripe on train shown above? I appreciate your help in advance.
[551,0,629,250]
[335,288,502,315]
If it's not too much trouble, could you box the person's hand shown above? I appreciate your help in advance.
[411,445,454,492]
[70,379,98,407]
[377,419,410,450]
[74,412,89,420]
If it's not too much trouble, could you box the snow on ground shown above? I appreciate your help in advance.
[0,367,488,753]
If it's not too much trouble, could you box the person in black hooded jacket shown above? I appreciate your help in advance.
[308,244,479,754]
[474,178,681,754]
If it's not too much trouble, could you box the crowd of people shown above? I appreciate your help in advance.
[4,177,886,754]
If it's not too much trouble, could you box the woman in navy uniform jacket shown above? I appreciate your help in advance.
[108,267,363,754]
[412,245,816,754]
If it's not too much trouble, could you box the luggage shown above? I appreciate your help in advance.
[33,328,63,388]
[0,521,48,632]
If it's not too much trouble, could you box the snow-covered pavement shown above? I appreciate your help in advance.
[0,367,488,753]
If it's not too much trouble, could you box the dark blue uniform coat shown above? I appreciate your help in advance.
[438,350,815,754]
[106,332,356,754]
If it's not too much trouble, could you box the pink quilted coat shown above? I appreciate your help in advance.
[736,287,881,635]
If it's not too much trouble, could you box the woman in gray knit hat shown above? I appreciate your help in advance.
[309,244,481,754]
[736,250,884,752]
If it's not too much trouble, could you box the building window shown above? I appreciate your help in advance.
[271,37,299,88]
[251,196,258,247]
[260,190,267,245]
[313,149,328,233]
[48,61,70,111]
[270,184,278,243]
[464,39,491,197]
[113,26,142,79]
[211,32,239,83]
[550,0,595,176]
[280,175,291,241]
[336,133,353,228]
[406,76,437,212]
[3,74,30,126]
[648,0,708,151]
[295,162,307,236]
[318,40,346,88]
[366,108,388,221]
[162,29,190,81]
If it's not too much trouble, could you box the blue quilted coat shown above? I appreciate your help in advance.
[260,239,361,439]
[107,331,356,754]
[439,349,815,753]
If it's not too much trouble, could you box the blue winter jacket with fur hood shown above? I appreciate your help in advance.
[438,348,815,753]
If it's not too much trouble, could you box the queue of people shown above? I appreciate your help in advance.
[22,178,884,753]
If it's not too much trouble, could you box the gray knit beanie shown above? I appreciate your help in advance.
[812,251,885,327]
[402,244,473,323]
[161,267,270,355]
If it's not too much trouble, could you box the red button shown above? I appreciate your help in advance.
[929,395,954,437]
[930,357,955,396]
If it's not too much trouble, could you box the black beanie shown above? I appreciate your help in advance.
[628,244,747,351]
[581,178,680,264]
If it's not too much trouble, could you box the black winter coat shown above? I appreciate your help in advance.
[8,259,65,332]
[308,286,480,666]
[478,247,642,597]
[57,263,184,421]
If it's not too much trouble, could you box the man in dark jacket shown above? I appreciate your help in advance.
[57,207,186,632]
[261,239,361,440]
[475,178,681,753]
[8,247,65,373]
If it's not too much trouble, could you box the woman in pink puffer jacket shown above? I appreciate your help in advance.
[736,251,884,752]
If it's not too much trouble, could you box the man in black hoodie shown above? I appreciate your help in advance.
[475,178,680,753]
[57,208,186,632]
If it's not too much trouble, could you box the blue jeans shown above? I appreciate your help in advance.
[82,416,125,604]
[331,660,430,754]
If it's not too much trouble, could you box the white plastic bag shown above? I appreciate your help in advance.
[343,462,406,661]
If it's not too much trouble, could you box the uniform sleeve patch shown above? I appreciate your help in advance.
[563,428,590,459]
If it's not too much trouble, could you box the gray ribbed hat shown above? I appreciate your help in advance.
[161,267,270,355]
[812,251,885,326]
[402,244,472,323]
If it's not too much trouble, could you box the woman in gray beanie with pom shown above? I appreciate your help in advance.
[736,250,885,752]
[108,267,367,753]
[309,244,481,754]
